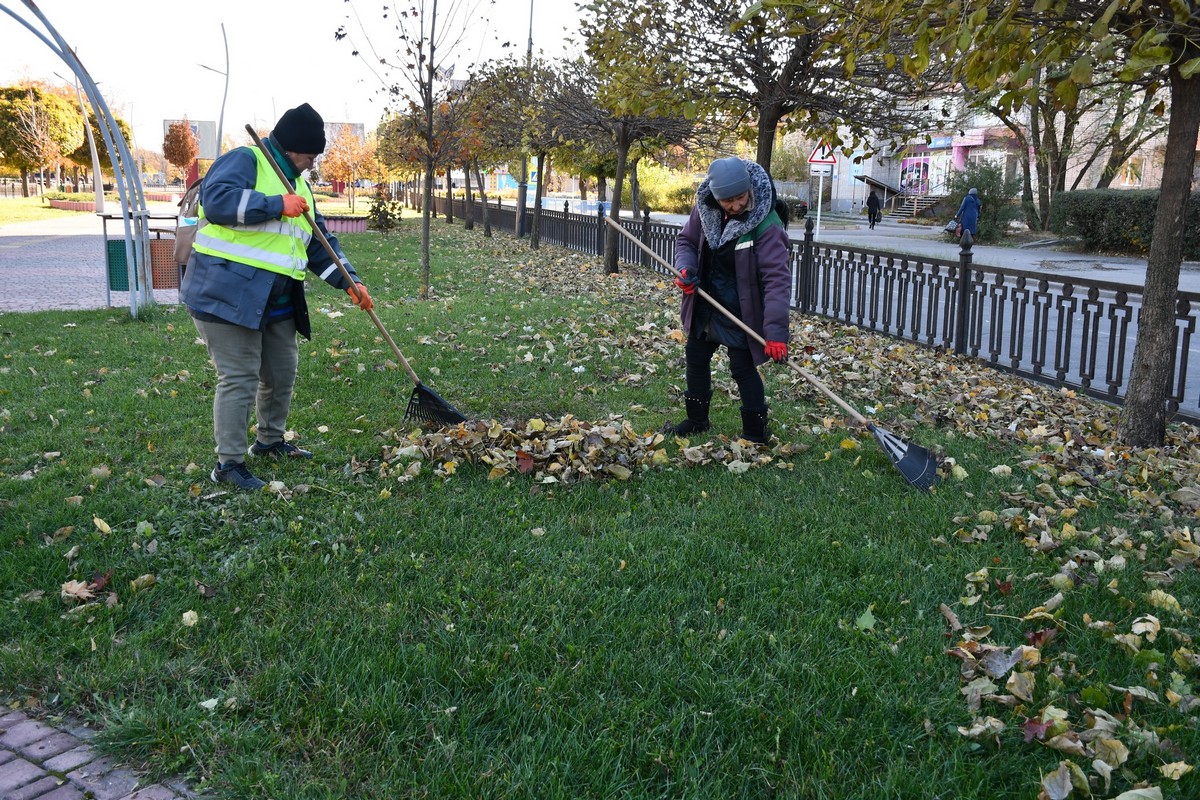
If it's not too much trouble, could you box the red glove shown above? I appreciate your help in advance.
[674,269,697,295]
[764,340,788,362]
[280,194,309,218]
[347,283,373,311]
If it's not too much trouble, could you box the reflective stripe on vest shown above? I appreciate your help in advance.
[193,147,315,280]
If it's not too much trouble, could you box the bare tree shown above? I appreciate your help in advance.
[338,0,482,299]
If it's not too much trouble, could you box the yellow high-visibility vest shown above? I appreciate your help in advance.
[193,147,315,280]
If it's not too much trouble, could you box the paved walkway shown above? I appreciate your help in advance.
[0,710,203,800]
[3,212,1199,316]
[648,210,1200,293]
[0,213,179,314]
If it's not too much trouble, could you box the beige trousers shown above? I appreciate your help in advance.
[193,317,299,465]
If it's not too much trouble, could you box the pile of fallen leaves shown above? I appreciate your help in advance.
[377,414,807,487]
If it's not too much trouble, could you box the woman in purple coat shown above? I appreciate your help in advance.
[670,157,792,443]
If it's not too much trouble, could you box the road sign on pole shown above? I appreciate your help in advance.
[808,142,836,238]
[808,142,837,165]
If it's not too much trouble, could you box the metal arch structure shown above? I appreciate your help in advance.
[1,1,155,317]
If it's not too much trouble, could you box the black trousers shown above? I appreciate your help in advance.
[685,335,766,412]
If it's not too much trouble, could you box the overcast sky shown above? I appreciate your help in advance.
[1,0,583,151]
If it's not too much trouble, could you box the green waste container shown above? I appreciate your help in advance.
[106,240,137,291]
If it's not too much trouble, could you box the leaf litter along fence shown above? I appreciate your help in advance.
[419,193,1200,425]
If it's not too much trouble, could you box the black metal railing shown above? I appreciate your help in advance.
[423,194,1199,424]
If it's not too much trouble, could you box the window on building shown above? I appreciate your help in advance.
[1119,159,1145,187]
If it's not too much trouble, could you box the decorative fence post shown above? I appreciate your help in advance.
[955,230,974,355]
[563,201,569,214]
[799,217,815,312]
[640,207,651,268]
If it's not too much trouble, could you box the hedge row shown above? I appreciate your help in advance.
[1051,189,1200,259]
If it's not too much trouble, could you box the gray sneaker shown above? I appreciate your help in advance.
[210,461,266,491]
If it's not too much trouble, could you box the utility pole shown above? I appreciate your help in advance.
[514,0,534,237]
[198,22,230,158]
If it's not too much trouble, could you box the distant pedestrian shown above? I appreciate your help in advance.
[955,187,981,236]
[866,190,881,229]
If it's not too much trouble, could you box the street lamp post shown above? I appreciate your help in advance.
[198,23,230,158]
[514,0,534,237]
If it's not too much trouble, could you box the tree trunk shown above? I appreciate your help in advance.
[579,176,589,202]
[604,123,631,274]
[531,151,547,250]
[755,104,784,173]
[629,157,641,215]
[1117,69,1200,446]
[598,174,608,202]
[445,169,454,224]
[420,159,434,300]
[473,158,492,238]
[463,158,475,231]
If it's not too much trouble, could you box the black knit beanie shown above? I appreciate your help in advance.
[272,103,326,154]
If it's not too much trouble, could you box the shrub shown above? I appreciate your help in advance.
[367,184,403,233]
[776,194,808,220]
[634,162,698,213]
[1051,189,1200,258]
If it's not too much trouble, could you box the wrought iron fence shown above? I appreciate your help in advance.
[428,194,1199,424]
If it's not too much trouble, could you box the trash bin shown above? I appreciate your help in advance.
[106,239,135,291]
[150,235,179,288]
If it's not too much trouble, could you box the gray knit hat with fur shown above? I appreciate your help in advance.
[707,157,752,200]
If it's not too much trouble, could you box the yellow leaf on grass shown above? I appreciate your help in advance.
[1093,737,1129,768]
[130,574,157,593]
[1159,761,1192,780]
[527,418,546,432]
[606,464,632,480]
[93,516,112,535]
[840,438,858,450]
[1006,671,1035,703]
[1147,590,1182,613]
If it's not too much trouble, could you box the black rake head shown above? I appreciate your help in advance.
[868,423,941,492]
[405,383,468,427]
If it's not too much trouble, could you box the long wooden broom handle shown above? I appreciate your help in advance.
[604,215,868,425]
[244,125,423,388]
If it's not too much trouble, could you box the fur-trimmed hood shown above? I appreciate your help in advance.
[695,159,774,250]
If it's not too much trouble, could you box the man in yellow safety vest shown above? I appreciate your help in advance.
[181,103,373,490]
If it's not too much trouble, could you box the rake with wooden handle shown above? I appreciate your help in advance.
[245,124,466,427]
[605,215,939,491]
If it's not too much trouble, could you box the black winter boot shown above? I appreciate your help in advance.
[667,394,711,435]
[740,407,770,444]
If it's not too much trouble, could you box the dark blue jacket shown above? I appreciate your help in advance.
[179,136,359,339]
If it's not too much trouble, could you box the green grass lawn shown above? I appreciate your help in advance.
[1,217,1197,799]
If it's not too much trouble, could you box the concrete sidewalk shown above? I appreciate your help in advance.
[801,215,1200,292]
[649,210,1200,293]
